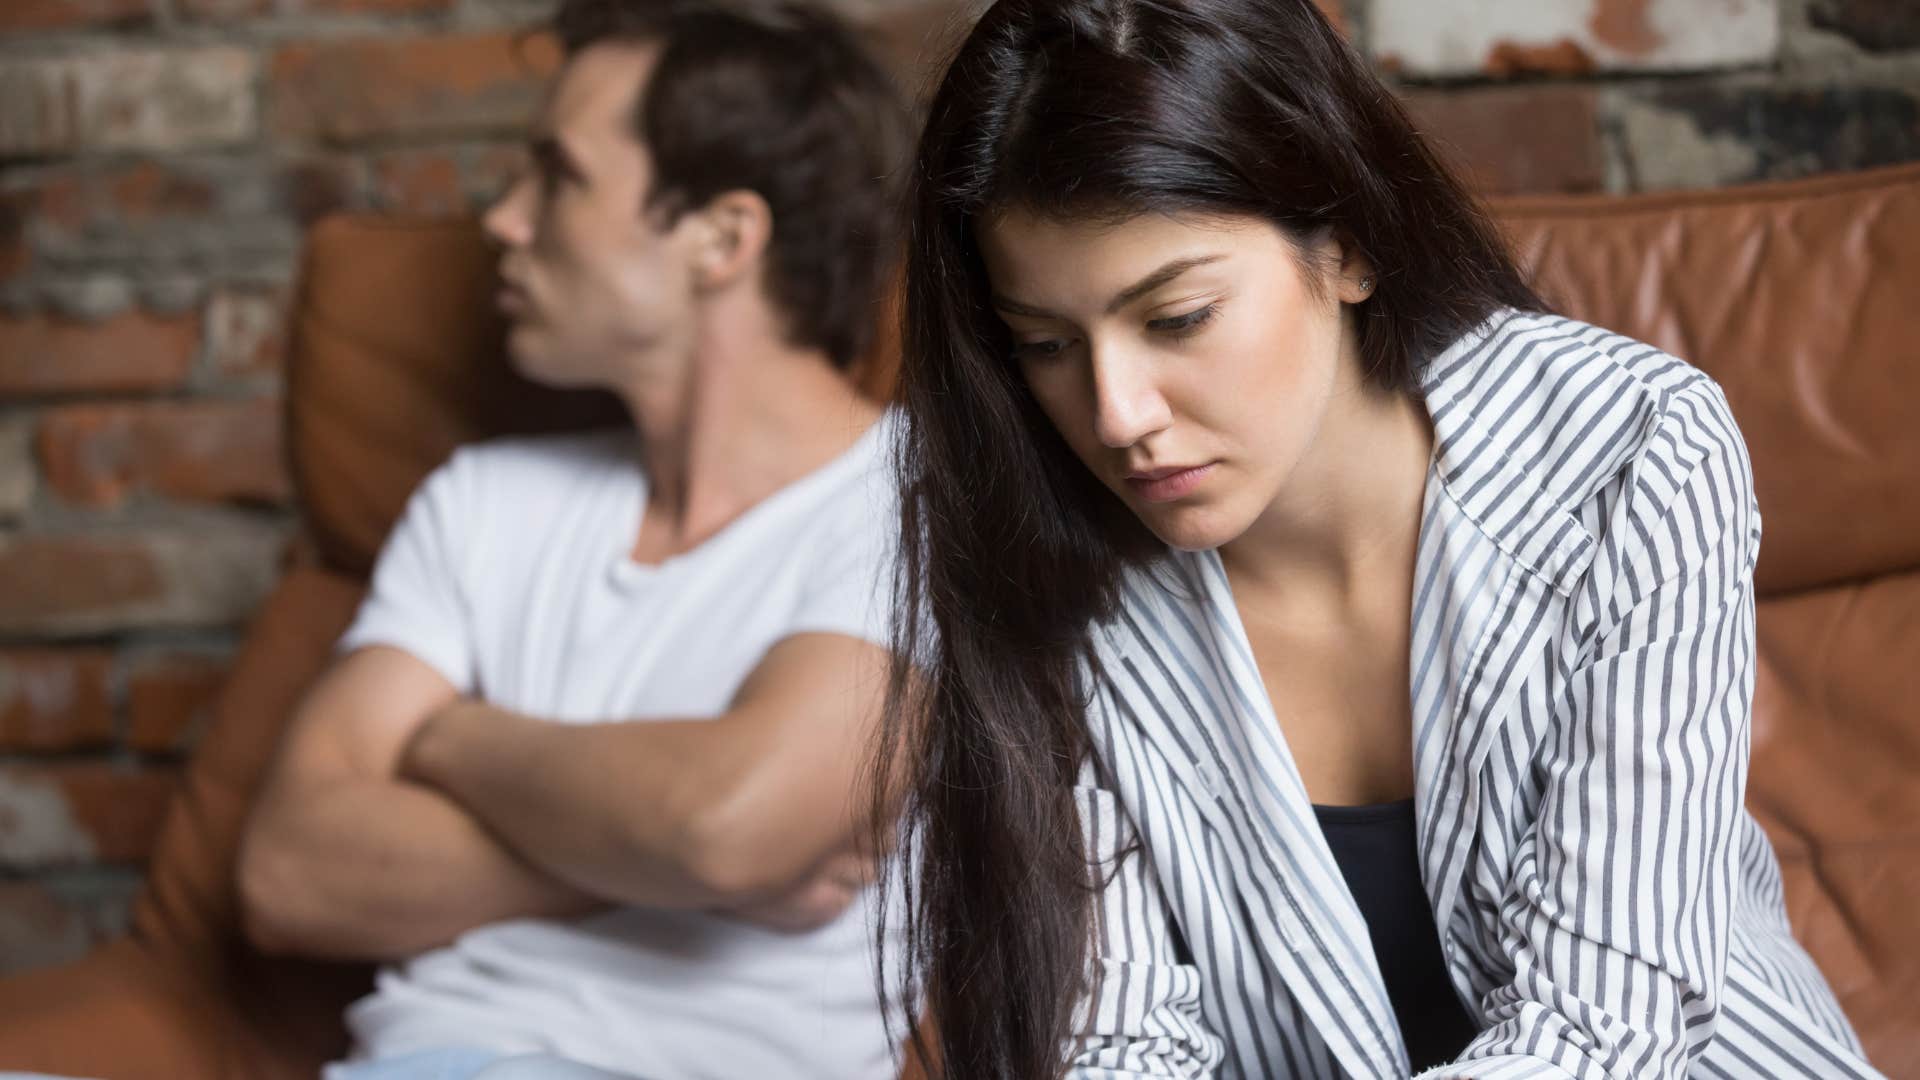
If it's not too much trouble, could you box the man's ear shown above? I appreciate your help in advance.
[689,190,773,292]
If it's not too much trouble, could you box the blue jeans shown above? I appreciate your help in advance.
[324,1048,642,1080]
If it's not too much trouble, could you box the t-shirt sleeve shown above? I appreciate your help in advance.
[335,450,478,694]
[785,472,897,649]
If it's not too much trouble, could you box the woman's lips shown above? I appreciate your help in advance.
[496,285,530,316]
[1125,462,1216,503]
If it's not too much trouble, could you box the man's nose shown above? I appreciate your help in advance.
[482,176,535,249]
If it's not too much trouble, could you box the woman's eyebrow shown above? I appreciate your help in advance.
[990,254,1227,318]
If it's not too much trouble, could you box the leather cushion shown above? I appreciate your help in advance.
[1491,162,1920,597]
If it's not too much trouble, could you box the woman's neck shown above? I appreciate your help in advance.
[1220,372,1433,615]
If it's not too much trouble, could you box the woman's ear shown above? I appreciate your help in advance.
[1328,228,1376,305]
[689,189,774,292]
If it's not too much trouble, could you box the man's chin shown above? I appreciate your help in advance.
[504,335,587,389]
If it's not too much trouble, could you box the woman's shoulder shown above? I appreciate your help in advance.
[1426,308,1754,541]
[1426,310,1760,639]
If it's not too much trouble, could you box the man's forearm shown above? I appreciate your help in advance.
[239,774,603,961]
[400,703,788,910]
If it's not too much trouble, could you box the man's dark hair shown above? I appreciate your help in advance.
[551,0,910,369]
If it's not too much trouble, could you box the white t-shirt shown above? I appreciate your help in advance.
[328,414,903,1080]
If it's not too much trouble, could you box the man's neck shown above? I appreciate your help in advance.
[614,308,881,564]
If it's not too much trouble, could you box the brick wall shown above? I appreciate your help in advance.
[0,0,1916,976]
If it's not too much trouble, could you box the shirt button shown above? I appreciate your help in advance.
[1193,761,1222,794]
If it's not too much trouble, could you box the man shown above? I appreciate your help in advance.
[236,2,912,1077]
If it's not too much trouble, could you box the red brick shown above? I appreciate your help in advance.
[1482,37,1600,78]
[105,160,219,222]
[0,414,31,517]
[0,0,149,32]
[1401,84,1605,196]
[175,0,269,18]
[205,286,289,377]
[0,763,178,867]
[1311,0,1346,36]
[0,650,113,753]
[31,171,87,233]
[0,310,198,398]
[37,397,289,509]
[2,189,34,283]
[0,536,168,632]
[270,32,560,144]
[0,525,285,637]
[21,158,359,252]
[127,654,227,753]
[373,151,466,216]
[0,236,26,283]
[298,0,454,11]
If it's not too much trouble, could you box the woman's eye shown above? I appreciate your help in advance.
[1150,304,1218,334]
[1013,338,1072,361]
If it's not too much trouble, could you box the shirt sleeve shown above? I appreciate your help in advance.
[785,470,897,649]
[1422,382,1766,1080]
[335,449,478,695]
[1067,736,1226,1078]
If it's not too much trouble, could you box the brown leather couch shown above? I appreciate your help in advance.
[0,162,1913,1079]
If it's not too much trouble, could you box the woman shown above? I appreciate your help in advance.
[871,0,1882,1076]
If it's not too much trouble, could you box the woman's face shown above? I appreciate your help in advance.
[976,208,1366,552]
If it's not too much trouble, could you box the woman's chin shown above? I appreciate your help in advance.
[1137,503,1248,553]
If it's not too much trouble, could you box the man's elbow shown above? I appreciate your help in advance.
[668,792,824,904]
[235,836,317,956]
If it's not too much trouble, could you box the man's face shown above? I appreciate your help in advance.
[483,41,702,388]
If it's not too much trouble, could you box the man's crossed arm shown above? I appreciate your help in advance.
[236,632,890,962]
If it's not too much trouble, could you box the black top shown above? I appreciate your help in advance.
[1312,797,1480,1072]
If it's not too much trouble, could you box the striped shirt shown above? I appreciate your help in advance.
[1069,311,1882,1079]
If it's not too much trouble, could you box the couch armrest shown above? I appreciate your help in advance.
[0,939,261,1078]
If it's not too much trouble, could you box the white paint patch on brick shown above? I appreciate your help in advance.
[1369,0,1781,76]
[205,286,289,377]
[70,47,257,152]
[0,59,77,157]
[1612,90,1763,189]
[147,518,286,628]
[7,663,79,725]
[0,414,32,520]
[0,772,96,866]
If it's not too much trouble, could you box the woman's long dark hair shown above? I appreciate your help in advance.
[869,1,1543,1076]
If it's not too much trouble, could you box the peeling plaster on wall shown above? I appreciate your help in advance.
[0,772,97,865]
